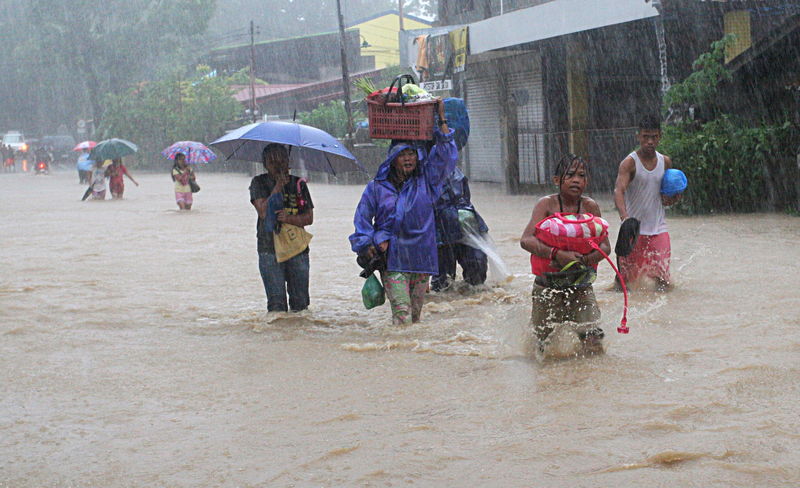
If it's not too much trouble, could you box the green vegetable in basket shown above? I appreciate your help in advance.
[402,83,428,97]
[353,77,377,97]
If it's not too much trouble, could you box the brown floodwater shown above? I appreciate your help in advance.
[1,170,799,487]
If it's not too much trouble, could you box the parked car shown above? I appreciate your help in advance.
[41,134,76,163]
[2,131,28,154]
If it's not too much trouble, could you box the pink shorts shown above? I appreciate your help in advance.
[175,191,193,204]
[618,232,671,284]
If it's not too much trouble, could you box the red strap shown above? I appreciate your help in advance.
[588,241,629,334]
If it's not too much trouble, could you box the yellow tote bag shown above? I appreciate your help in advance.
[274,224,313,263]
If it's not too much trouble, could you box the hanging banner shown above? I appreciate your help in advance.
[451,26,468,74]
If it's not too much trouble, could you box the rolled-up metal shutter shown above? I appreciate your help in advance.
[465,70,501,183]
[507,54,545,184]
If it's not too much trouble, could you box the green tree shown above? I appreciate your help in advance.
[0,0,216,133]
[660,36,799,213]
[99,65,241,167]
[297,101,365,138]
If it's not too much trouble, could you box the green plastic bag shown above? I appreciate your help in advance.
[361,273,385,309]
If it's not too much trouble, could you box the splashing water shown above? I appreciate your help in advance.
[459,226,511,284]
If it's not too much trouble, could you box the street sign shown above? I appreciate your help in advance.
[420,79,453,92]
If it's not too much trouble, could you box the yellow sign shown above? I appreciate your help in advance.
[451,27,468,74]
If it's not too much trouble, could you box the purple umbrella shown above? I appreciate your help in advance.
[162,141,217,164]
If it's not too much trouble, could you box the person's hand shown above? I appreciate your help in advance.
[378,241,389,253]
[554,250,583,268]
[275,209,289,223]
[661,193,682,206]
[272,173,289,194]
[365,245,377,258]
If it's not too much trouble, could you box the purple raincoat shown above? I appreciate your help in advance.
[350,128,457,274]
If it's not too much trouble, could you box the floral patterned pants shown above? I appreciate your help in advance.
[380,271,430,326]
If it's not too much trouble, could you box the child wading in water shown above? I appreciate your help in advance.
[520,155,611,357]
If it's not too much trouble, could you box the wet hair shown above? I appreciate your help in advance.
[262,143,289,166]
[171,153,186,181]
[553,153,589,184]
[638,115,661,132]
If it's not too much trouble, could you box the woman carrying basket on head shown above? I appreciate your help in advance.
[349,100,457,326]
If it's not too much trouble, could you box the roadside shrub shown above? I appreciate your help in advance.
[660,36,799,213]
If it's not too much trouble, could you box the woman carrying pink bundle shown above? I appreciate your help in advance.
[520,154,611,357]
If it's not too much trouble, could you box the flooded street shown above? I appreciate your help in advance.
[1,170,799,487]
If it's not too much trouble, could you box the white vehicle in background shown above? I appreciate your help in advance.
[2,131,29,154]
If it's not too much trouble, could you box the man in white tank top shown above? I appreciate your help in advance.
[613,116,681,291]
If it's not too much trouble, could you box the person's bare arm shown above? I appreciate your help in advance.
[520,197,583,267]
[252,198,267,219]
[614,156,635,221]
[277,208,313,227]
[124,167,138,186]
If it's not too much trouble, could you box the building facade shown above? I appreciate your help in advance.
[435,0,800,192]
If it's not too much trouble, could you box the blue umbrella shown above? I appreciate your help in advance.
[210,121,365,175]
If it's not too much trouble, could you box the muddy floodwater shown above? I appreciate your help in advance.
[1,170,799,487]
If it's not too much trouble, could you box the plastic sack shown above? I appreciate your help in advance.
[361,273,385,309]
[458,208,479,235]
[661,168,687,196]
[443,98,470,149]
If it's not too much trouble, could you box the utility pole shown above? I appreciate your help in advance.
[249,20,257,122]
[398,0,404,31]
[336,0,355,143]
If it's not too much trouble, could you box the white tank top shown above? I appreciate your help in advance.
[625,151,667,235]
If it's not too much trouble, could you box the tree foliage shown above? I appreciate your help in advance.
[660,35,799,213]
[297,101,365,139]
[99,66,241,167]
[0,0,216,133]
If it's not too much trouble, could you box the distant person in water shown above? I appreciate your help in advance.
[520,154,610,356]
[171,153,196,210]
[77,148,93,184]
[106,158,138,199]
[350,100,457,326]
[90,159,108,200]
[613,115,681,291]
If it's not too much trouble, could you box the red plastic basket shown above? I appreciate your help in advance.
[367,98,436,141]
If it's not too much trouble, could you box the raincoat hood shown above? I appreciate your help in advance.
[374,143,427,181]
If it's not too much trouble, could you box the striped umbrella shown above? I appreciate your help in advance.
[161,141,217,164]
[72,140,97,151]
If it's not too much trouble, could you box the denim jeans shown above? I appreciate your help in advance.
[258,250,310,312]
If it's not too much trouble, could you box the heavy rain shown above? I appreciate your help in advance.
[1,0,799,486]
